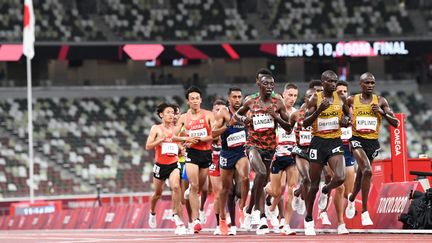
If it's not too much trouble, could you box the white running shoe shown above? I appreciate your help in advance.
[251,209,261,225]
[281,224,296,235]
[279,218,285,228]
[175,225,187,235]
[361,211,374,226]
[187,223,195,235]
[228,226,237,236]
[148,213,156,228]
[256,217,270,235]
[292,194,301,211]
[345,193,355,219]
[337,223,349,235]
[318,211,331,225]
[172,214,184,226]
[213,226,221,235]
[267,209,280,228]
[304,219,316,236]
[199,210,207,224]
[297,198,306,215]
[318,190,329,210]
[242,210,252,231]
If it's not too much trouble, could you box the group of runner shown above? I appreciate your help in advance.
[145,69,399,236]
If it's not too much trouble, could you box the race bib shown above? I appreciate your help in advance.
[299,130,312,146]
[161,142,178,156]
[276,144,293,156]
[317,117,339,132]
[341,127,352,141]
[153,164,160,178]
[189,128,208,138]
[356,116,378,132]
[227,130,246,148]
[278,128,296,145]
[253,114,274,132]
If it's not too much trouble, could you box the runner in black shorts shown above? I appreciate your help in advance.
[235,69,291,235]
[290,88,316,216]
[146,103,186,235]
[173,87,215,233]
[345,72,399,226]
[302,70,350,235]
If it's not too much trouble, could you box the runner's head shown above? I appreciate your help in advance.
[309,80,323,92]
[185,86,202,110]
[304,88,316,105]
[212,99,226,115]
[156,103,176,123]
[172,104,181,124]
[336,80,349,97]
[359,72,376,95]
[283,83,298,108]
[227,87,243,110]
[255,68,273,84]
[257,73,275,97]
[321,70,338,93]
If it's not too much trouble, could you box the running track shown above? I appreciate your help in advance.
[0,229,431,243]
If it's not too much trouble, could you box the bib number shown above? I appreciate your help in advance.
[161,142,179,156]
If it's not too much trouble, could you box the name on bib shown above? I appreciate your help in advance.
[355,116,378,132]
[253,114,274,132]
[317,117,339,133]
[189,128,208,138]
[227,130,246,148]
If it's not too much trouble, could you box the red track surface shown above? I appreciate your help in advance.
[0,230,431,243]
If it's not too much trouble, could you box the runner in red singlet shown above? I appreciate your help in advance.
[145,103,186,235]
[173,87,215,233]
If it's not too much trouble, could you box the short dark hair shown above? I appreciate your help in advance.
[308,80,322,89]
[185,86,202,99]
[172,103,180,114]
[255,68,273,80]
[213,99,226,106]
[156,103,176,118]
[284,83,298,91]
[228,87,242,95]
[336,80,348,87]
[321,70,338,81]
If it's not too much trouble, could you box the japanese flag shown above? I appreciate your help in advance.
[23,0,35,59]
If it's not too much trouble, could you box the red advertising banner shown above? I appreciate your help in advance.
[372,181,418,229]
[390,113,409,182]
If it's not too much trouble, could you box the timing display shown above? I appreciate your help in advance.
[276,41,409,57]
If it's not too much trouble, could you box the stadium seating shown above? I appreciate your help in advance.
[270,0,414,40]
[0,0,424,42]
[0,95,184,198]
[102,0,256,41]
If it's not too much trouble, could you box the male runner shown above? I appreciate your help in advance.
[235,72,292,235]
[209,99,224,235]
[291,88,316,217]
[173,86,215,233]
[303,70,350,235]
[213,88,249,235]
[265,83,299,235]
[145,103,186,235]
[345,72,399,225]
